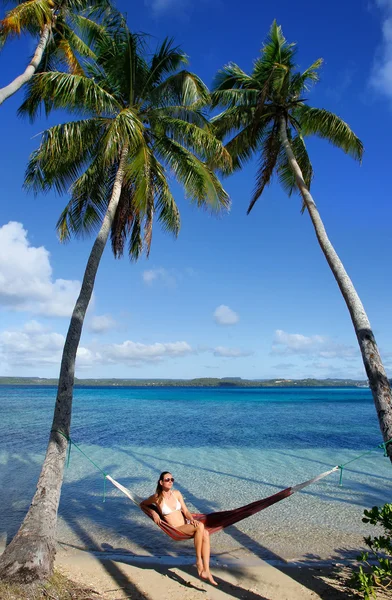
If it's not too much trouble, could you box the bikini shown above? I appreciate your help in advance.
[161,495,182,516]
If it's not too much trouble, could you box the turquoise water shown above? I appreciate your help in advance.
[1,386,391,562]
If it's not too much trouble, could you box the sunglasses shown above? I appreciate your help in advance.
[163,477,175,482]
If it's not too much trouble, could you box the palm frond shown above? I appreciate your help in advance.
[101,109,144,166]
[224,117,270,170]
[155,136,230,212]
[151,70,210,107]
[148,103,209,127]
[213,63,254,93]
[0,0,53,39]
[128,215,143,261]
[253,20,296,83]
[289,58,323,98]
[295,104,363,161]
[18,71,122,120]
[247,123,281,214]
[144,37,187,90]
[151,116,230,169]
[210,87,259,110]
[153,162,180,236]
[211,105,254,140]
[110,183,136,257]
[276,131,313,198]
[57,160,117,241]
[24,118,104,194]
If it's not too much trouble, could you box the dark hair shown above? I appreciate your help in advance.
[156,471,171,505]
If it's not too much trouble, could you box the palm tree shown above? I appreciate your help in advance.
[0,16,231,583]
[0,0,110,105]
[211,21,392,458]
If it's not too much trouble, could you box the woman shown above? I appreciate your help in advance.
[141,471,217,586]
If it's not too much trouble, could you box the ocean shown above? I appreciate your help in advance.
[0,385,391,563]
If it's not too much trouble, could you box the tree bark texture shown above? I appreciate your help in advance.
[279,116,392,459]
[0,149,128,582]
[0,25,51,106]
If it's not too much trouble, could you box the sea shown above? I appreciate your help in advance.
[0,385,391,564]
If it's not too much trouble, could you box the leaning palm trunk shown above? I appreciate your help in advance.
[279,116,392,458]
[0,150,128,583]
[0,25,51,106]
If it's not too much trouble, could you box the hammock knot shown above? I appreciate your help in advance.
[338,465,344,486]
[378,442,388,457]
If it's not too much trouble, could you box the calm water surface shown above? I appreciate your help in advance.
[0,386,390,562]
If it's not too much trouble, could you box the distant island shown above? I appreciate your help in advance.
[0,376,369,387]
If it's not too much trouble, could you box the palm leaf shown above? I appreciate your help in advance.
[276,131,313,199]
[24,118,104,194]
[18,71,122,120]
[0,0,53,39]
[152,70,210,107]
[155,136,230,211]
[247,123,281,214]
[295,105,363,161]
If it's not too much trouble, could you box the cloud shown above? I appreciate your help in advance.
[0,320,195,370]
[213,305,239,326]
[0,222,80,317]
[0,320,65,367]
[142,268,176,287]
[271,329,358,359]
[213,346,253,358]
[369,0,392,100]
[88,314,116,334]
[99,340,193,364]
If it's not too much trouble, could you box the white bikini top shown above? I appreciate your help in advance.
[160,495,181,516]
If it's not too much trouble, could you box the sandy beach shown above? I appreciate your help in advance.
[54,545,374,600]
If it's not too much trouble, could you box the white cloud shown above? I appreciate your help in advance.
[142,268,176,287]
[213,305,239,326]
[271,329,358,359]
[0,222,80,317]
[370,0,392,99]
[213,346,253,358]
[88,314,116,334]
[101,340,193,364]
[0,321,65,367]
[0,321,196,371]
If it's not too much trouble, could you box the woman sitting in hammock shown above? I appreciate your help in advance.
[141,471,217,586]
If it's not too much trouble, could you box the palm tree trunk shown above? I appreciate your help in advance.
[0,25,50,106]
[0,149,128,583]
[279,116,392,459]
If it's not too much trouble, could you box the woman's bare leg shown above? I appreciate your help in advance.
[175,523,204,576]
[202,530,217,585]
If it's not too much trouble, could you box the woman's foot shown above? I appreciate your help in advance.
[200,570,218,586]
[196,559,204,577]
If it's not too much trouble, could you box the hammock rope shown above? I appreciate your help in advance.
[51,429,392,541]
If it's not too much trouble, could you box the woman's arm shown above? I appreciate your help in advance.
[140,494,161,524]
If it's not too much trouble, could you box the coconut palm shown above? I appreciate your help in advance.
[0,0,110,105]
[0,17,230,583]
[212,21,392,457]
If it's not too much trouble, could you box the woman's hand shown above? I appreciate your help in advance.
[190,519,200,527]
[152,513,161,525]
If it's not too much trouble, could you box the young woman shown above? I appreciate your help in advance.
[141,471,217,586]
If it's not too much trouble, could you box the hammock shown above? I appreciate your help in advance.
[106,465,339,541]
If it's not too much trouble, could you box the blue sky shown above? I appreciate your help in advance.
[0,0,392,380]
